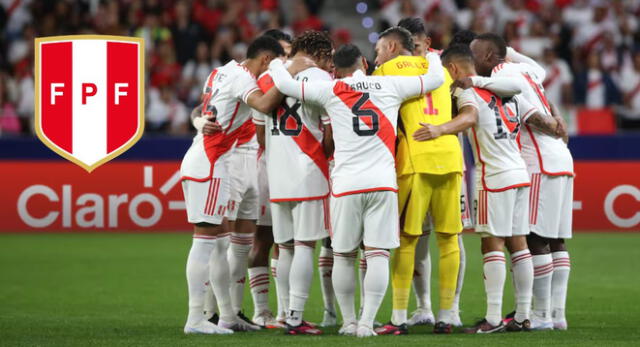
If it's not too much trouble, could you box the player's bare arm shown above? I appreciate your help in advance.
[413,105,478,141]
[190,104,223,135]
[525,111,562,138]
[322,124,334,158]
[246,87,284,115]
[550,102,569,143]
[255,124,266,148]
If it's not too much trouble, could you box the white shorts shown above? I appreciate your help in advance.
[474,186,530,238]
[256,151,272,226]
[529,173,573,239]
[182,154,230,225]
[225,147,259,221]
[330,191,400,253]
[271,198,329,243]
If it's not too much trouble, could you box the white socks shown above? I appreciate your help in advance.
[551,251,570,321]
[532,253,553,321]
[287,242,315,325]
[511,249,533,322]
[228,232,253,313]
[318,246,336,316]
[332,252,357,324]
[248,266,270,315]
[360,250,390,328]
[204,285,217,319]
[413,235,432,311]
[276,244,293,321]
[483,251,506,326]
[358,254,366,313]
[186,236,216,325]
[271,257,285,319]
[209,234,235,323]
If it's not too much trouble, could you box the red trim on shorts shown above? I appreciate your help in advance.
[270,193,330,202]
[529,173,541,225]
[332,187,398,197]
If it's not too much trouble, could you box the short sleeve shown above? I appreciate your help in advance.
[252,109,267,125]
[515,95,538,122]
[233,69,260,103]
[320,110,331,125]
[455,88,479,111]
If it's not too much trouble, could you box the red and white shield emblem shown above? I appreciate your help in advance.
[35,35,144,172]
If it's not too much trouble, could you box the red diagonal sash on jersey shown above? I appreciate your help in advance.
[259,72,329,180]
[201,69,218,116]
[522,72,552,115]
[473,87,518,133]
[542,65,560,89]
[291,124,330,180]
[333,81,395,155]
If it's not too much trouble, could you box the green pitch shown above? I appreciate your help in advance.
[1,232,639,346]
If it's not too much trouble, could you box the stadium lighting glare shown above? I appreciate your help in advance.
[356,2,368,14]
[362,17,374,29]
[368,32,379,43]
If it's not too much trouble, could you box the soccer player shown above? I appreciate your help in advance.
[371,26,462,334]
[268,43,445,337]
[180,35,290,334]
[247,28,292,329]
[252,30,335,335]
[397,17,469,328]
[470,33,573,330]
[413,44,563,333]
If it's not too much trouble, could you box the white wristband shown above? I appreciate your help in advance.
[193,116,207,132]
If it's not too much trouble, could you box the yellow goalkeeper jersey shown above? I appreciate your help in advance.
[373,55,462,176]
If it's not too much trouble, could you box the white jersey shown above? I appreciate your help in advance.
[458,87,536,192]
[253,67,332,201]
[491,62,574,176]
[180,60,260,180]
[267,54,444,197]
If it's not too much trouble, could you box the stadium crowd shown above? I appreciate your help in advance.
[0,0,639,136]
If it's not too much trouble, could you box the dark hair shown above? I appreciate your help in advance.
[440,44,474,65]
[333,44,362,69]
[246,35,285,59]
[262,29,292,44]
[474,32,507,58]
[379,26,415,52]
[290,30,334,61]
[450,30,477,47]
[397,17,427,36]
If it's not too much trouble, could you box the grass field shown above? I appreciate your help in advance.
[1,232,639,346]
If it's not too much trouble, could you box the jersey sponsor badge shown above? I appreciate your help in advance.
[35,35,145,172]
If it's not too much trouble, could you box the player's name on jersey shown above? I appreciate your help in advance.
[348,81,383,91]
[394,60,428,70]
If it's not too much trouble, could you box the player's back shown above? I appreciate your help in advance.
[373,55,462,176]
[461,87,532,191]
[181,60,259,180]
[255,66,332,201]
[323,71,405,196]
[492,62,573,175]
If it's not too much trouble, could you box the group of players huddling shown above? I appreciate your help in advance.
[179,17,574,337]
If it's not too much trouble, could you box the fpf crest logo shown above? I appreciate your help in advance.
[35,35,145,172]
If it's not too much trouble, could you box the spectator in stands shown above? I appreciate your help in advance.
[292,0,324,34]
[150,41,182,88]
[574,51,620,109]
[146,85,189,135]
[541,47,574,111]
[618,50,640,126]
[172,0,203,66]
[0,71,21,136]
[181,41,213,107]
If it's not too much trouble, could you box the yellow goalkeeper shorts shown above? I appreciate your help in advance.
[397,172,462,236]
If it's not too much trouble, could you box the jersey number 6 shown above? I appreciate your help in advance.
[351,93,379,136]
